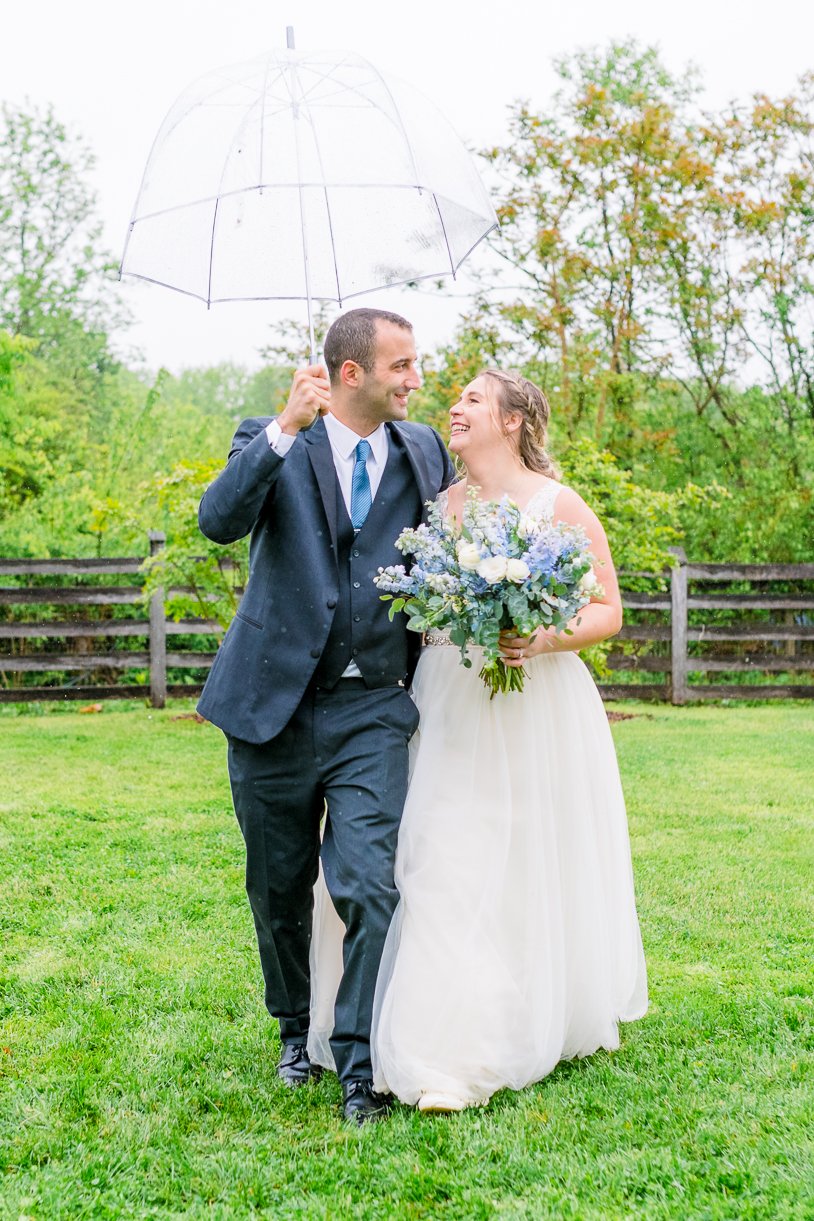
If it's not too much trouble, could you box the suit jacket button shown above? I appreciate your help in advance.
[326,598,337,609]
[310,647,321,659]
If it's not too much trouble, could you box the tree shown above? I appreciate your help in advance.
[721,79,814,427]
[0,330,94,526]
[480,42,703,442]
[0,101,124,377]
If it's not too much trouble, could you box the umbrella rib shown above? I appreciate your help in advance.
[298,72,389,110]
[298,71,414,148]
[372,69,422,188]
[295,54,355,102]
[121,63,269,278]
[296,84,345,306]
[294,56,397,110]
[118,272,213,304]
[122,251,500,306]
[432,194,456,277]
[209,63,286,200]
[206,197,219,307]
[252,59,290,175]
[119,81,192,276]
[259,57,273,186]
[450,221,500,274]
[293,53,383,108]
[130,182,456,224]
[158,69,266,150]
[212,264,497,304]
[292,55,414,154]
[206,70,285,301]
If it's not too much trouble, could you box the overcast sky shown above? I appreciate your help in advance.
[3,0,814,373]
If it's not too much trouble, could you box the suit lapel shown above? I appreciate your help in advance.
[388,423,433,509]
[305,420,436,548]
[304,419,339,554]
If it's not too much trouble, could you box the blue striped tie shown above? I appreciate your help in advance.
[350,439,373,531]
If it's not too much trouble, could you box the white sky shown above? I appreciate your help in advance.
[3,0,814,373]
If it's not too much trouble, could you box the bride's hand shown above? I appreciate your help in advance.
[498,629,545,667]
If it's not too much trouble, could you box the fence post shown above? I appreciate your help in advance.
[784,609,797,658]
[148,531,167,709]
[669,547,688,706]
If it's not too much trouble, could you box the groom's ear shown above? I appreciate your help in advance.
[340,359,363,389]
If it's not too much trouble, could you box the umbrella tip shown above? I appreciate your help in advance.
[286,26,295,50]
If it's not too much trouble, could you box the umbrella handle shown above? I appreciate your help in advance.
[301,332,325,431]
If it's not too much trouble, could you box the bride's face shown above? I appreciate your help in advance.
[449,376,508,458]
[449,376,500,454]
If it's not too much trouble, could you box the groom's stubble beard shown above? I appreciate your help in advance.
[339,377,413,435]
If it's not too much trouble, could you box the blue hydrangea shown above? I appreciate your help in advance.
[374,487,599,693]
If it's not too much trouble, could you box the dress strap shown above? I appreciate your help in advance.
[524,480,562,521]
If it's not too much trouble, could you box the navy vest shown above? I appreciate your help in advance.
[313,439,422,689]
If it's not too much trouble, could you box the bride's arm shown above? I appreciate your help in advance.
[500,487,623,664]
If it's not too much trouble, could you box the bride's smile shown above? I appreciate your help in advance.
[448,377,500,454]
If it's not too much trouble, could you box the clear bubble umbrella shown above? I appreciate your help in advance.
[120,31,498,361]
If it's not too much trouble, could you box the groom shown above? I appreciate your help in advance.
[197,308,454,1124]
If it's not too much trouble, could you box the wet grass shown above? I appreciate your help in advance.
[1,701,812,1218]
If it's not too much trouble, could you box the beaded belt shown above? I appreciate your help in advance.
[424,631,455,647]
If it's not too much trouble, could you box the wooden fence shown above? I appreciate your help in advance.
[601,549,814,702]
[1,539,812,706]
[0,533,218,707]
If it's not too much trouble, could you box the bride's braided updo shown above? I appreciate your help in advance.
[481,369,558,479]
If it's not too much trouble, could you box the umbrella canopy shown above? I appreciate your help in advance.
[120,47,497,323]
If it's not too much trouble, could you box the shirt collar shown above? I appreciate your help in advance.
[324,413,389,466]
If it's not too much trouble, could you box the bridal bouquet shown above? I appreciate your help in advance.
[375,489,602,696]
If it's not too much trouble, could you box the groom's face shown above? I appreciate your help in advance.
[358,321,422,422]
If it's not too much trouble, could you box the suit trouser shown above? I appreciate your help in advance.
[226,679,419,1083]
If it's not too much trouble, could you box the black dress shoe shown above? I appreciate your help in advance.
[342,1079,392,1125]
[277,1041,323,1088]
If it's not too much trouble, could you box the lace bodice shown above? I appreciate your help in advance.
[435,480,562,523]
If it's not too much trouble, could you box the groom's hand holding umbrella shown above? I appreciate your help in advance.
[278,366,332,434]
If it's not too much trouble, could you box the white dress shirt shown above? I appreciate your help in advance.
[264,413,390,677]
[265,414,389,515]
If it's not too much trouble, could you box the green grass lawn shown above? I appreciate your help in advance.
[1,701,812,1220]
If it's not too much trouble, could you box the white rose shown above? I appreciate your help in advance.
[477,555,508,584]
[579,567,604,598]
[506,558,531,583]
[456,541,482,571]
[517,515,539,540]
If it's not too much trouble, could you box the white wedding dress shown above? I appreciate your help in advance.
[308,482,648,1105]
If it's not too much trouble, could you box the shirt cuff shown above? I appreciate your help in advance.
[265,419,297,455]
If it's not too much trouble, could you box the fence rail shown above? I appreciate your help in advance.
[1,539,812,706]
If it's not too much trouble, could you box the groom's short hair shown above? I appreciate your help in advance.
[324,308,413,382]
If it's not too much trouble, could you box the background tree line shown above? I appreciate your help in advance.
[1,41,812,612]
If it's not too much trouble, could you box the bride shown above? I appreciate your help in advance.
[310,368,648,1112]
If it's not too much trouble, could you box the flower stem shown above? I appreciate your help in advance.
[479,659,527,697]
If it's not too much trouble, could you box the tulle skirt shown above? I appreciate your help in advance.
[309,644,647,1105]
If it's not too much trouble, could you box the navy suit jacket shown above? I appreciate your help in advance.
[196,415,455,743]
